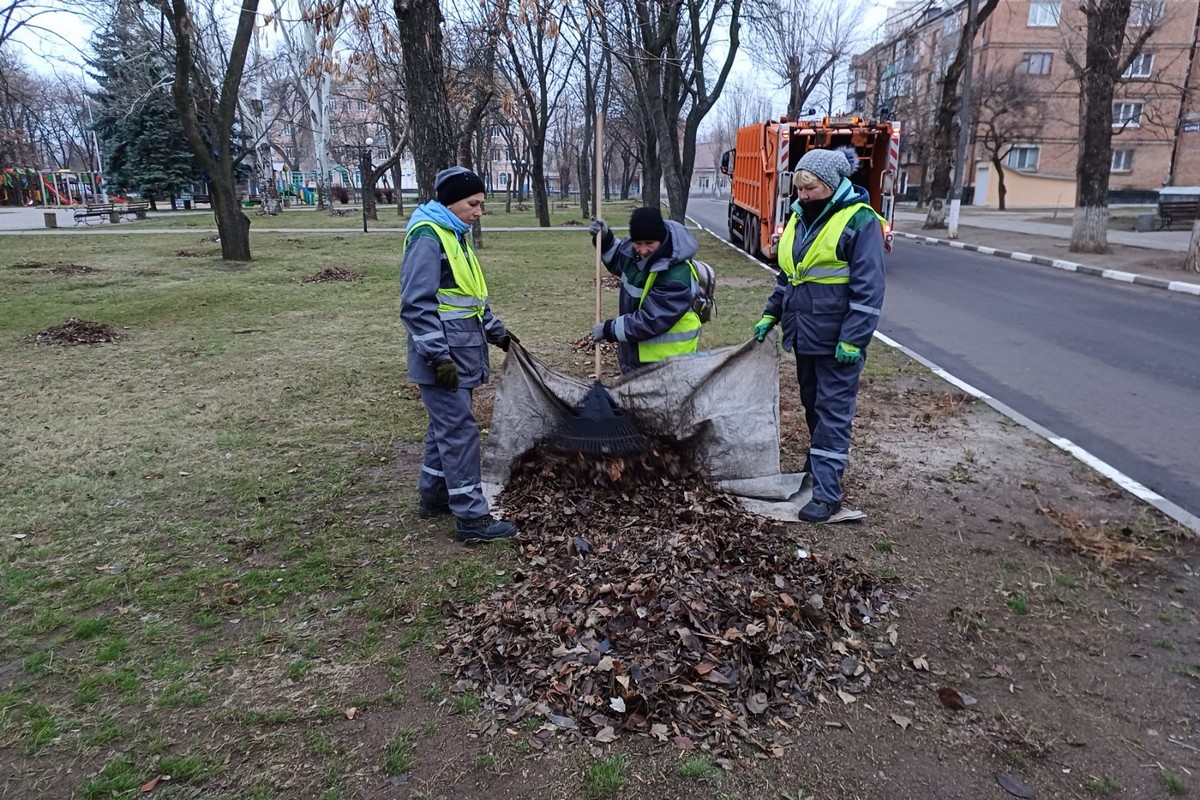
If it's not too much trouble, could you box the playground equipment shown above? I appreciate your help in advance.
[0,168,106,207]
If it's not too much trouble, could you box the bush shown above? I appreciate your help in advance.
[331,185,349,204]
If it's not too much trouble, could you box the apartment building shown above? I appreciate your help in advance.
[848,0,1200,208]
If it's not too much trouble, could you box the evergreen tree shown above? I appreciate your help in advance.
[88,0,198,207]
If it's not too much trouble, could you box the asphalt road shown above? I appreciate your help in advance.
[686,196,1200,525]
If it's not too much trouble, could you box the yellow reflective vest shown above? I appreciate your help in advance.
[405,221,488,322]
[778,203,884,285]
[637,264,703,362]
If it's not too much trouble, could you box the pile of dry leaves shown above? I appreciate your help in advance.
[303,266,364,283]
[441,438,895,758]
[24,318,123,346]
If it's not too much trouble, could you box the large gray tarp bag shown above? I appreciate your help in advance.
[481,335,822,522]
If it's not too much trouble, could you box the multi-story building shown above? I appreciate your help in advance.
[849,0,1200,208]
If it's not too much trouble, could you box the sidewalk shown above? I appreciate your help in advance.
[893,208,1200,295]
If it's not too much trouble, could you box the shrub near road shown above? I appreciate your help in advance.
[0,228,1196,799]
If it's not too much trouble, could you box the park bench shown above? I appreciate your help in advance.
[1157,197,1200,230]
[73,204,115,226]
[121,202,150,221]
[192,194,212,207]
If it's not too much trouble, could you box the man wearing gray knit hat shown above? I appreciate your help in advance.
[752,145,886,523]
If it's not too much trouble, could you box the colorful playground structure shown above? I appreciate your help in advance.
[1,168,107,207]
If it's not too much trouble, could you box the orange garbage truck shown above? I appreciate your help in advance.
[719,115,900,262]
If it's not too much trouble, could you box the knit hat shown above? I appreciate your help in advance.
[435,166,486,205]
[628,206,668,242]
[795,146,860,190]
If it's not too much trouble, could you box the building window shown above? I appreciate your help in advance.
[1129,0,1164,27]
[358,100,367,111]
[1113,101,1143,127]
[1007,146,1040,171]
[499,172,509,186]
[283,122,293,135]
[699,176,710,189]
[284,146,295,161]
[1111,149,1134,172]
[1021,52,1053,75]
[1123,53,1154,78]
[1028,1,1061,26]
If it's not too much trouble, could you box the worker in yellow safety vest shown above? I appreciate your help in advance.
[400,167,518,544]
[588,206,704,373]
[753,147,886,522]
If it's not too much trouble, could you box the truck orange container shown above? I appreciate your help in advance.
[719,115,900,262]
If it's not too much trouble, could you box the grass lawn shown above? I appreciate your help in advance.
[148,197,649,231]
[0,225,774,798]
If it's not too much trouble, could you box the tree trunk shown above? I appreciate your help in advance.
[1070,205,1109,254]
[992,156,1007,211]
[1069,0,1131,254]
[531,143,550,227]
[641,134,660,208]
[394,0,456,201]
[212,181,251,261]
[922,0,999,229]
[1186,219,1200,271]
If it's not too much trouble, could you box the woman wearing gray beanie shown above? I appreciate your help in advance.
[752,146,886,523]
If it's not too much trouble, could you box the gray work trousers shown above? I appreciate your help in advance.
[795,352,865,505]
[417,384,489,520]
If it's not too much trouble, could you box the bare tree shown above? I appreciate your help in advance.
[604,0,744,221]
[1062,0,1160,253]
[745,0,862,119]
[497,0,581,226]
[151,0,259,261]
[921,0,1000,229]
[973,67,1044,210]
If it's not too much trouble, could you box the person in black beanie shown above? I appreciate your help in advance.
[588,206,705,373]
[399,166,518,544]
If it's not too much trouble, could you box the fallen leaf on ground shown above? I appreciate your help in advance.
[890,713,912,730]
[995,772,1036,798]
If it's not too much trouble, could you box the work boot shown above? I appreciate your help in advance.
[454,514,517,544]
[417,496,451,518]
[798,499,840,523]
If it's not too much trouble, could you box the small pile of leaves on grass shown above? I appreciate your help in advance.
[51,264,95,275]
[174,249,212,258]
[24,318,123,346]
[441,437,894,760]
[303,266,364,284]
[568,335,618,355]
[199,235,221,243]
[6,261,95,274]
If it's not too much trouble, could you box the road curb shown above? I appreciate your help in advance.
[898,231,1200,297]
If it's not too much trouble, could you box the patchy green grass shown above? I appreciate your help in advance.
[384,729,417,775]
[1006,593,1031,615]
[1083,774,1119,795]
[678,755,721,782]
[585,755,628,798]
[1162,770,1186,795]
[0,226,767,797]
[147,197,644,231]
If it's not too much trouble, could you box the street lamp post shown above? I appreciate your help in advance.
[346,137,374,233]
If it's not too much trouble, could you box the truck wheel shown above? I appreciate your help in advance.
[727,205,736,241]
[744,217,758,256]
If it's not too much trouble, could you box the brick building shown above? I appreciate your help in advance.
[848,0,1200,208]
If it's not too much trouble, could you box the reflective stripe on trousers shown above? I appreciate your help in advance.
[795,352,864,505]
[417,383,489,520]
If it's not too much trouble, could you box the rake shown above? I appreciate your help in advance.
[555,113,642,456]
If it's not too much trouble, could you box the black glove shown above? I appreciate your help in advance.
[434,359,459,392]
[496,331,519,352]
